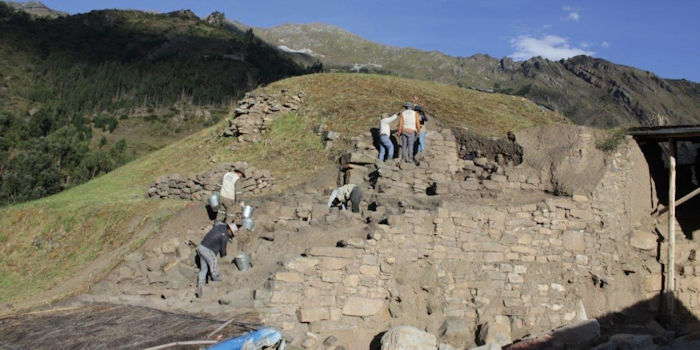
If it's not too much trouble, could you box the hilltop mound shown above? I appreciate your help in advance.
[0,72,565,313]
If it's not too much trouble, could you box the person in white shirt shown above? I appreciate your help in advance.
[378,113,398,161]
[219,170,245,221]
[328,184,363,213]
[397,102,421,162]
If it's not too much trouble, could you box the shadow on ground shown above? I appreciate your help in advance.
[506,293,700,349]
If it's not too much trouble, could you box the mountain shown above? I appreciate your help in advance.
[250,22,700,127]
[5,1,66,18]
[0,3,313,205]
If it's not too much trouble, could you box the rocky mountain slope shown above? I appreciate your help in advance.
[251,22,700,127]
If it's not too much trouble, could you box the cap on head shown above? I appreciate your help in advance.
[403,102,413,109]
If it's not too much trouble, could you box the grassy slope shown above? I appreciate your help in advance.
[0,73,566,309]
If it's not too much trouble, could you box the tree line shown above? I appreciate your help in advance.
[0,3,319,205]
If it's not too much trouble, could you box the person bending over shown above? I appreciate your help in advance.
[196,221,236,297]
[328,184,363,213]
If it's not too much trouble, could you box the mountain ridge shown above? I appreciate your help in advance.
[247,20,700,127]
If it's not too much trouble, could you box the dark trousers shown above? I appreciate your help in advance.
[349,186,362,213]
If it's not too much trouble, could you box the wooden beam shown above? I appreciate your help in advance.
[657,186,700,215]
[666,139,677,316]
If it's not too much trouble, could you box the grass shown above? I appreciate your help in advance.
[0,73,566,309]
[596,128,627,153]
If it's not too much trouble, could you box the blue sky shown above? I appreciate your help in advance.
[35,0,700,82]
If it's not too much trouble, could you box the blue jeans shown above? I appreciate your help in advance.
[417,130,426,153]
[378,134,394,161]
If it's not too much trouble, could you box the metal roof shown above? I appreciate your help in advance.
[627,125,700,141]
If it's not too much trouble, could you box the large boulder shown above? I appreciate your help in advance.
[381,326,437,350]
[477,316,512,347]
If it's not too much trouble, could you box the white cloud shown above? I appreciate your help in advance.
[509,35,594,61]
[562,6,573,11]
[601,41,610,48]
[567,12,580,21]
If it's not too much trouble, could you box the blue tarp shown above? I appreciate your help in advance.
[207,327,284,350]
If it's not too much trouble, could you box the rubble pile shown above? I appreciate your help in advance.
[146,162,273,200]
[221,89,306,143]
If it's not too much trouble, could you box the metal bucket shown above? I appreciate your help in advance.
[233,253,250,271]
[242,218,255,231]
[242,205,254,218]
[208,192,220,210]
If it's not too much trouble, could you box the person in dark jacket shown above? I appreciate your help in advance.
[413,105,429,153]
[196,221,236,297]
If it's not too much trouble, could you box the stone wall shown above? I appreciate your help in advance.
[146,162,273,200]
[221,89,305,143]
[258,134,661,348]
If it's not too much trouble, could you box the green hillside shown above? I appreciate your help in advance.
[0,3,311,205]
[0,73,566,312]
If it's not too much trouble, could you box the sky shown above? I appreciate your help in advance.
[34,0,700,82]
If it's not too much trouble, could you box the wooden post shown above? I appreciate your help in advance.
[666,139,677,316]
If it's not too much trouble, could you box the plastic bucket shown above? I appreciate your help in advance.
[234,253,250,271]
[242,205,254,218]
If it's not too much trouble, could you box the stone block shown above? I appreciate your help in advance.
[297,307,329,323]
[484,252,504,263]
[275,271,304,283]
[477,315,511,346]
[572,194,588,202]
[285,257,320,273]
[360,265,380,276]
[630,230,657,251]
[306,247,357,258]
[321,270,343,283]
[562,230,585,251]
[320,257,352,270]
[644,275,662,292]
[440,319,473,348]
[271,291,300,304]
[342,296,386,317]
[575,255,589,266]
[381,326,437,350]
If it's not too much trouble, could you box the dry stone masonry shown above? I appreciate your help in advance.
[146,162,274,200]
[221,89,306,143]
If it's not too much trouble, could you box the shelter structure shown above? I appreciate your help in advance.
[628,125,700,316]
